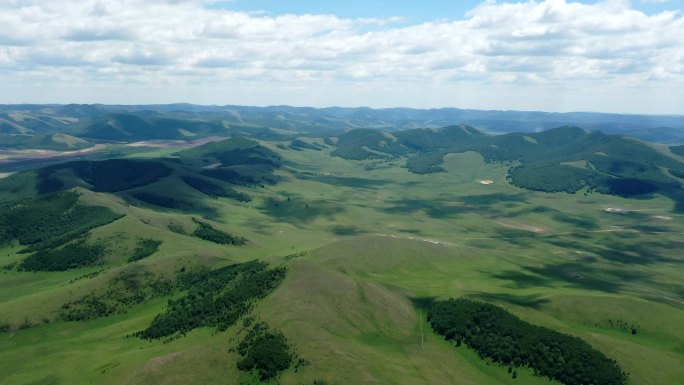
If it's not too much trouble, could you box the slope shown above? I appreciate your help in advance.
[0,129,683,385]
[330,125,684,210]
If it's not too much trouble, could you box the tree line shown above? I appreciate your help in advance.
[192,219,247,245]
[127,239,162,262]
[428,298,627,385]
[136,261,286,340]
[0,191,122,252]
[20,239,106,272]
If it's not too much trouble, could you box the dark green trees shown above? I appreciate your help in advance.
[137,261,286,340]
[20,240,106,271]
[428,298,627,385]
[0,191,122,250]
[127,239,162,262]
[237,322,293,381]
[192,219,247,245]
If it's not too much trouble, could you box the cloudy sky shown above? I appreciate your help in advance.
[1,0,683,114]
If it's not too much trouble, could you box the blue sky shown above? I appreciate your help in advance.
[1,0,684,114]
[218,0,684,21]
[212,0,483,21]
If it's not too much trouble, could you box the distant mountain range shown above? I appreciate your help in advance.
[3,121,684,212]
[1,104,684,146]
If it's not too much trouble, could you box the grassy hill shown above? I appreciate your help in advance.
[0,133,93,151]
[331,129,410,160]
[78,113,229,141]
[0,137,280,201]
[0,128,683,385]
[329,125,684,210]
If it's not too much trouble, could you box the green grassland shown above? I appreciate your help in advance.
[1,136,683,385]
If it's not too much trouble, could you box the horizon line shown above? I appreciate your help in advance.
[1,103,683,118]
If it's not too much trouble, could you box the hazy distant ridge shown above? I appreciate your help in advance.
[1,104,684,144]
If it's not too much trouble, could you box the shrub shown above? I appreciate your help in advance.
[128,239,162,262]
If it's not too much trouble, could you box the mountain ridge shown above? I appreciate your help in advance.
[1,104,683,146]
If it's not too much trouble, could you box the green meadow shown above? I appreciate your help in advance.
[1,139,683,385]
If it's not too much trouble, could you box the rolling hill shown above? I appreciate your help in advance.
[0,123,683,385]
[1,104,683,148]
[78,113,228,142]
[0,137,280,206]
[329,125,684,211]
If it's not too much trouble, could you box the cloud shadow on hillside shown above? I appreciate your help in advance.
[261,197,345,225]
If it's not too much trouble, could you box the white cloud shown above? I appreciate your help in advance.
[0,0,683,113]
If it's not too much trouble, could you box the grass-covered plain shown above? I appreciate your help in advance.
[1,140,683,385]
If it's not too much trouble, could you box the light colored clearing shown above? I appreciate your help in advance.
[106,119,123,129]
[554,250,590,255]
[523,135,538,144]
[8,113,26,122]
[651,215,673,221]
[594,151,608,157]
[604,207,649,214]
[178,128,196,137]
[381,131,399,142]
[361,145,392,157]
[126,136,227,148]
[141,352,184,373]
[0,118,30,134]
[0,144,105,164]
[202,162,222,169]
[561,160,589,169]
[54,117,79,124]
[495,220,547,233]
[51,133,88,146]
[478,180,494,185]
[225,110,244,122]
[64,144,103,155]
[0,172,14,179]
[126,140,179,148]
[374,233,455,246]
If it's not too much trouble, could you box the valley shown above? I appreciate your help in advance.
[0,106,683,385]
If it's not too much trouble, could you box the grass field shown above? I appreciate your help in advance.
[1,141,683,384]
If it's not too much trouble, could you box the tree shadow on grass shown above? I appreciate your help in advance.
[410,296,437,310]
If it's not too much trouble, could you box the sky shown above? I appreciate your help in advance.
[1,0,683,114]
